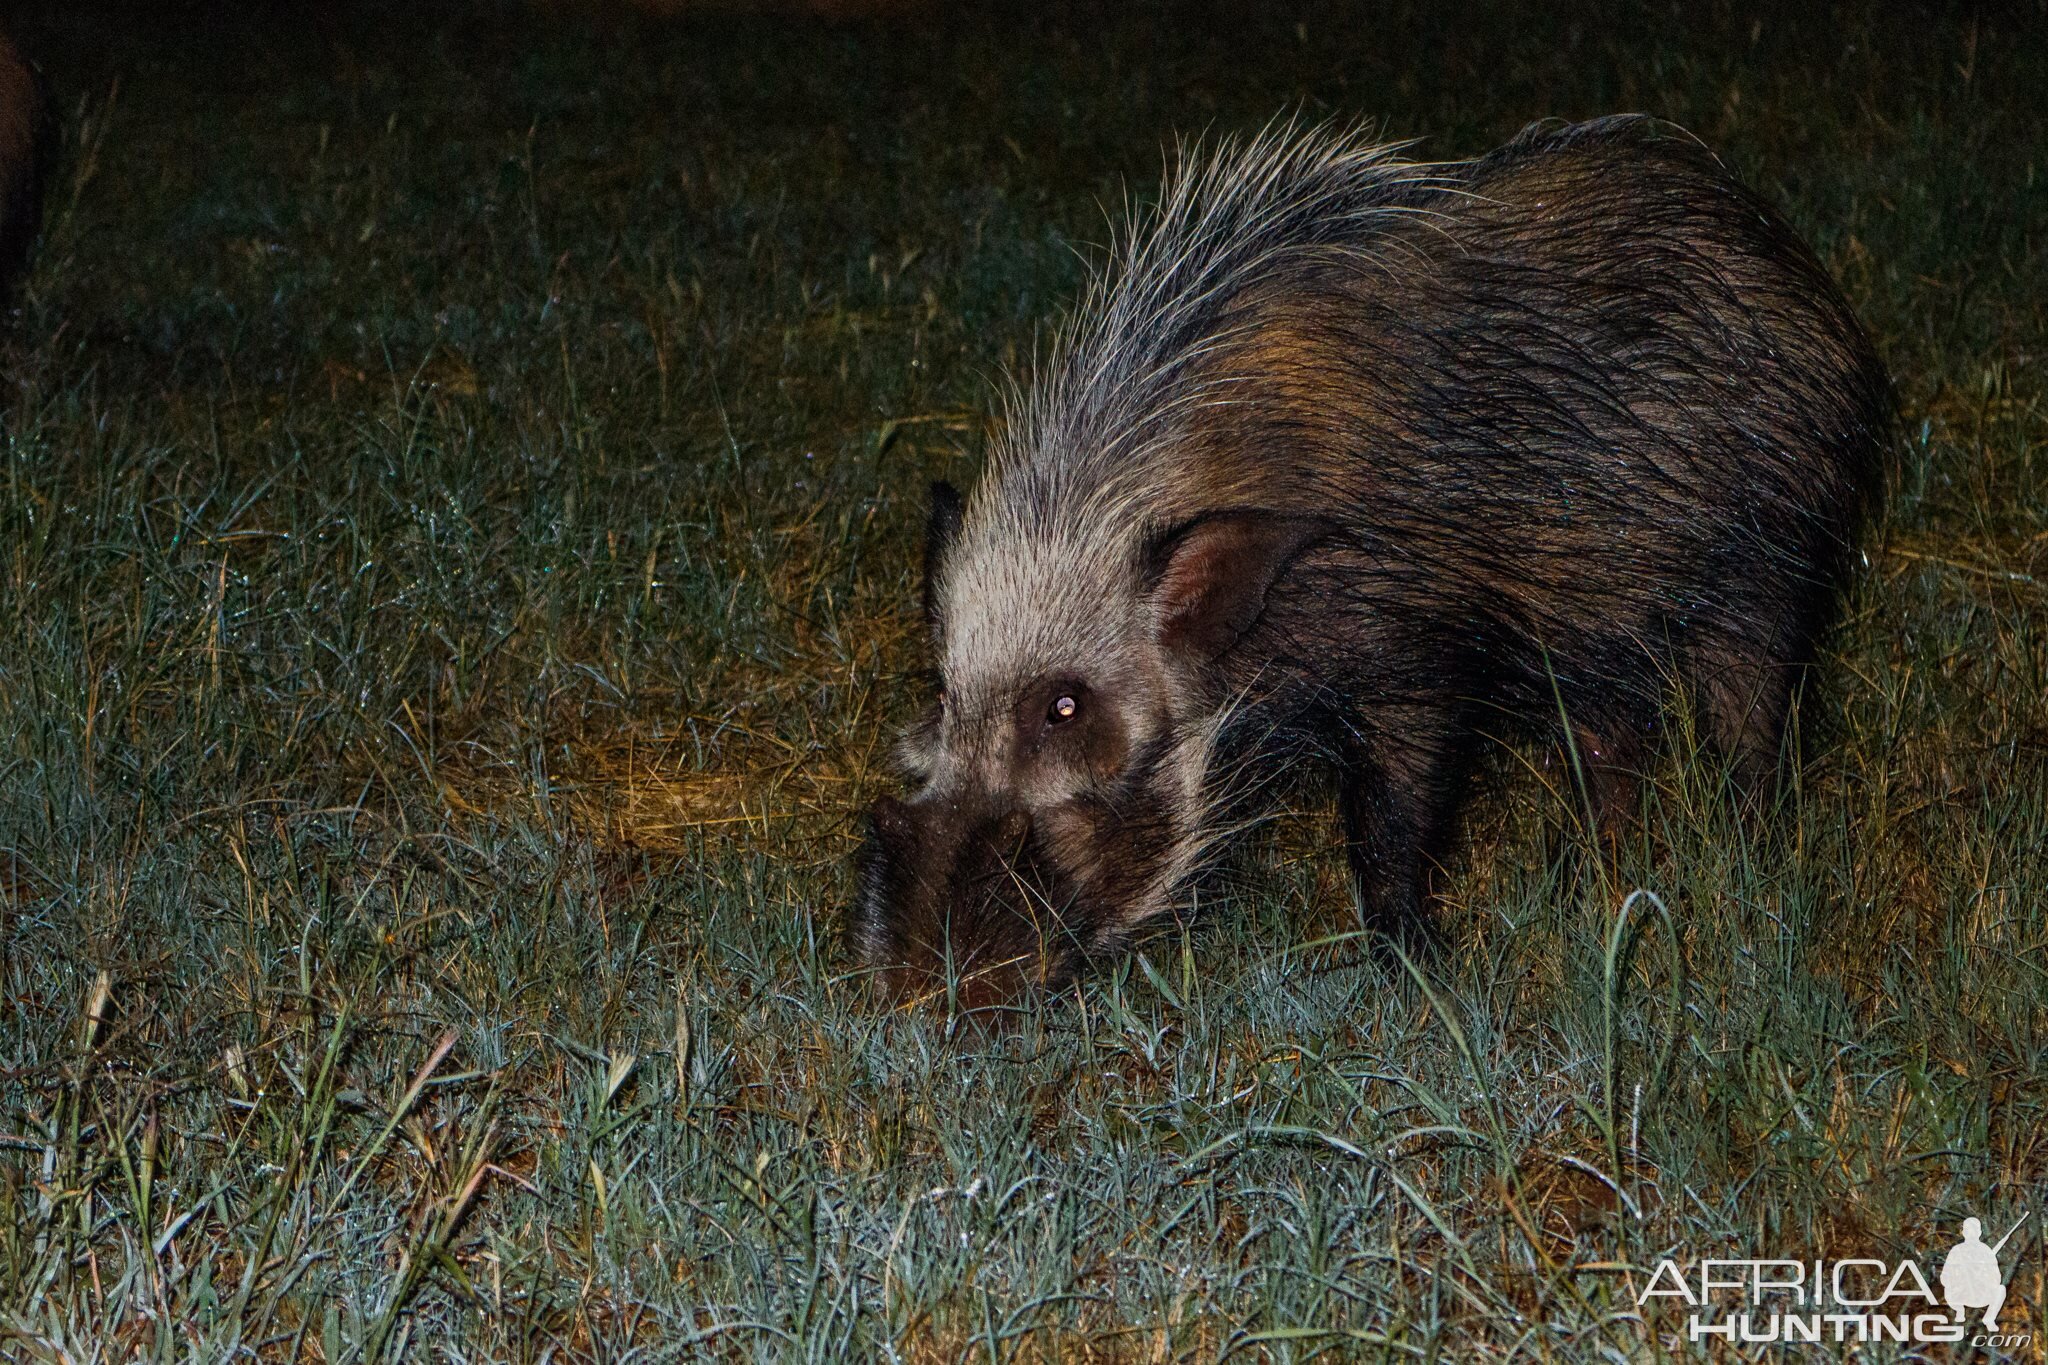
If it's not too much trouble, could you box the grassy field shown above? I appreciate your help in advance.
[1,1,2044,1358]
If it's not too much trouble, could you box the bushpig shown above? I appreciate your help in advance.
[854,116,1889,1007]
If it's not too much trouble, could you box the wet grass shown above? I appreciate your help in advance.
[1,0,2044,1359]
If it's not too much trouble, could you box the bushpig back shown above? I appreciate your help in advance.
[1177,119,1886,765]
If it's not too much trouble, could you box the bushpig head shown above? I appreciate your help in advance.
[853,480,1323,1008]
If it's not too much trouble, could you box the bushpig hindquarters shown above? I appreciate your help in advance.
[853,116,1889,1006]
[0,28,48,300]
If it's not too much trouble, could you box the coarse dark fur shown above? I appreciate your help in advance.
[0,27,50,301]
[854,116,1890,1010]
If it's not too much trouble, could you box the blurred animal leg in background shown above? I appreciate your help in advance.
[0,26,50,303]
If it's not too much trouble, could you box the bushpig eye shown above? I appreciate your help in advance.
[1024,678,1090,735]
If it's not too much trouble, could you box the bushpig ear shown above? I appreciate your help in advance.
[1148,512,1323,663]
[922,481,964,633]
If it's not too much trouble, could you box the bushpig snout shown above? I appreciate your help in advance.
[856,794,1080,1009]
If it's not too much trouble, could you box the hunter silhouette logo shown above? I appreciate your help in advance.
[1942,1213,2025,1329]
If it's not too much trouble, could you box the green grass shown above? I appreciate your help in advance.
[2,1,2044,1359]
